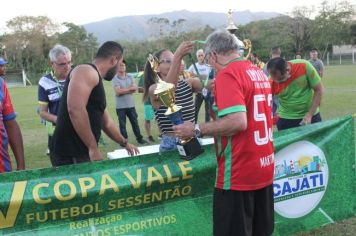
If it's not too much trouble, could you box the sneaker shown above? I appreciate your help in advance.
[137,139,148,145]
[148,136,155,143]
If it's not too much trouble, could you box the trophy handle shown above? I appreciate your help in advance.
[243,39,252,60]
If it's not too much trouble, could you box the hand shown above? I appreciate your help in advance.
[125,143,140,156]
[175,41,195,58]
[172,121,195,139]
[302,113,313,125]
[89,147,103,162]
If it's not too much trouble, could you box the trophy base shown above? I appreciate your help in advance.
[176,137,204,161]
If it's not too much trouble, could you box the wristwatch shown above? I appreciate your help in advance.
[120,139,128,147]
[194,124,202,138]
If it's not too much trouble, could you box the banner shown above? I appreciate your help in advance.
[0,115,355,235]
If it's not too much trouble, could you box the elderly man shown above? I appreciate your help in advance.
[0,57,25,173]
[38,44,72,164]
[267,57,324,130]
[51,41,139,166]
[173,30,274,236]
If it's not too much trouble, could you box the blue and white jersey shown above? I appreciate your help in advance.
[38,73,66,116]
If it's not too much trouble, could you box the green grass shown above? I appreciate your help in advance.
[7,64,356,235]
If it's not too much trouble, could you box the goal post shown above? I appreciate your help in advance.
[4,69,31,87]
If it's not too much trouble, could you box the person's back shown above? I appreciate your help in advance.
[53,64,106,157]
[214,59,274,189]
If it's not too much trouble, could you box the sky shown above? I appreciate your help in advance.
[0,0,327,31]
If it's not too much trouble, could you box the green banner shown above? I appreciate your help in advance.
[0,116,355,235]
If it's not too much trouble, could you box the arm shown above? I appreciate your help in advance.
[114,80,137,96]
[165,41,195,84]
[39,104,57,123]
[67,65,102,161]
[4,119,25,170]
[149,84,161,110]
[304,82,324,123]
[101,110,139,156]
[186,77,203,93]
[319,60,324,78]
[173,112,247,139]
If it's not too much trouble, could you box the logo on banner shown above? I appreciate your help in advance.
[273,141,328,218]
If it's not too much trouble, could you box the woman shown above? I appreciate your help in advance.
[143,41,203,153]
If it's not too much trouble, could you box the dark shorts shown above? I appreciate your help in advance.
[277,113,322,131]
[50,152,90,167]
[213,185,274,236]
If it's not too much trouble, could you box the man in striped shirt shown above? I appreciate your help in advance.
[173,30,274,235]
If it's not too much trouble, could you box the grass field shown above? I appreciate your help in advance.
[7,64,356,235]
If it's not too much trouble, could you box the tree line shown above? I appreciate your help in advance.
[0,0,354,82]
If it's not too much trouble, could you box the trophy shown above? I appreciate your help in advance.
[148,54,204,160]
[226,9,252,59]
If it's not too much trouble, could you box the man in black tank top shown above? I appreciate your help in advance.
[51,41,139,166]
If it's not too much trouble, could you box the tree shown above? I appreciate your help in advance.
[2,16,59,71]
[288,6,314,54]
[57,22,99,64]
[311,0,355,58]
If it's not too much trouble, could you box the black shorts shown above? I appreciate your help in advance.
[50,152,90,167]
[213,185,274,236]
[277,113,322,131]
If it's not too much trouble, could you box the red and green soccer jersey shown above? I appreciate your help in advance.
[213,59,274,191]
[271,59,321,119]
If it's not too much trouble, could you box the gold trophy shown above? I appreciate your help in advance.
[226,9,252,59]
[148,54,204,160]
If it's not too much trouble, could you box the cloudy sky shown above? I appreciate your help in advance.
[0,0,327,30]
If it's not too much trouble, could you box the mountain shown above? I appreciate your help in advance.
[83,10,281,43]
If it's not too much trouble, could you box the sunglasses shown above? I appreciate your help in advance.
[159,58,172,64]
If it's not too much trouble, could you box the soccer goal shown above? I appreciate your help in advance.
[4,69,32,87]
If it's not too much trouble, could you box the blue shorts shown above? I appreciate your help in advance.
[144,104,154,121]
[159,135,178,153]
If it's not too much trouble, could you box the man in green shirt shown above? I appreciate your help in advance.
[268,58,324,130]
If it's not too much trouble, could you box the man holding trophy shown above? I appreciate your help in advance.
[142,42,204,159]
[173,30,275,235]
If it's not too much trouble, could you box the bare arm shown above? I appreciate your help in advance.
[165,41,195,84]
[5,119,25,170]
[304,82,324,123]
[173,112,247,140]
[186,76,206,93]
[101,110,139,156]
[201,112,247,137]
[67,65,101,161]
[149,84,161,110]
[319,68,324,78]
[114,80,137,96]
[39,104,57,123]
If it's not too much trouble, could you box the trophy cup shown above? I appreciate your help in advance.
[147,54,204,160]
[226,9,252,59]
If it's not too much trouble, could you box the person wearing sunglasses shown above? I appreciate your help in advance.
[38,44,72,164]
[143,41,203,153]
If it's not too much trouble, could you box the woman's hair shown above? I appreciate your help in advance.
[142,49,169,102]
